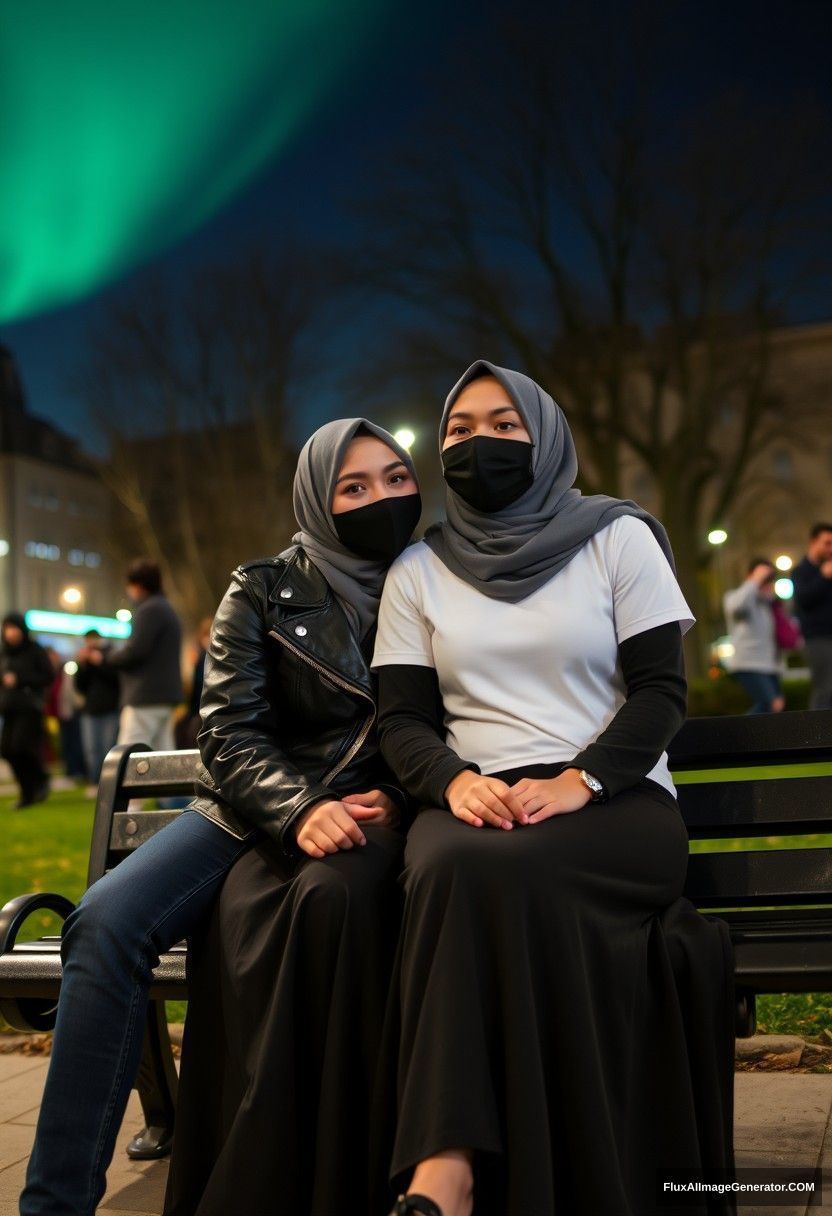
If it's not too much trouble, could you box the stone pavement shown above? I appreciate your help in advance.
[1,1061,832,1214]
[0,1054,167,1215]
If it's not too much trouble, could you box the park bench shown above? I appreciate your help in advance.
[2,709,832,1160]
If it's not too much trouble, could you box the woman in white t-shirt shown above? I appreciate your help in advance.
[372,362,735,1216]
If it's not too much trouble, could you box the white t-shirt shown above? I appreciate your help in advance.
[372,516,694,795]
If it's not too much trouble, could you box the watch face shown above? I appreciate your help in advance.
[581,771,603,798]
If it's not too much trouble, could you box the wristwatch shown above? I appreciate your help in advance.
[578,769,606,802]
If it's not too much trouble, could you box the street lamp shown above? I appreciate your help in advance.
[394,428,416,451]
[60,586,82,609]
[775,555,793,572]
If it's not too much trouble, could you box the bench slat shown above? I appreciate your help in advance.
[677,776,832,837]
[668,710,832,769]
[110,811,186,852]
[733,938,832,991]
[119,750,200,795]
[685,847,832,906]
[0,945,188,1001]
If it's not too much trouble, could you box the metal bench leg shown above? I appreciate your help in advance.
[126,998,178,1159]
[736,990,756,1038]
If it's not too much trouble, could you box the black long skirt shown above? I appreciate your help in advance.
[373,770,736,1216]
[163,824,404,1216]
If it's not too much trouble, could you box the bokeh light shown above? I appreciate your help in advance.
[774,578,794,600]
[394,428,416,450]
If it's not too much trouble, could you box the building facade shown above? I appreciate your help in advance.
[0,345,123,633]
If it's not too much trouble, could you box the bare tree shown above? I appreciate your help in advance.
[349,5,831,670]
[79,253,332,624]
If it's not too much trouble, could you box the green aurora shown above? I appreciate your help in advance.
[0,0,386,323]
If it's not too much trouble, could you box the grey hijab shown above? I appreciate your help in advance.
[424,360,675,601]
[291,417,417,638]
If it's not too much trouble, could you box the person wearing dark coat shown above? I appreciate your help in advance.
[370,363,736,1216]
[74,629,121,783]
[20,419,421,1216]
[0,612,54,808]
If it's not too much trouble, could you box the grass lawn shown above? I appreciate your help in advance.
[2,776,832,1039]
[0,784,186,1027]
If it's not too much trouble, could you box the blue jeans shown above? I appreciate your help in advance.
[79,713,119,784]
[20,809,250,1216]
[732,670,782,714]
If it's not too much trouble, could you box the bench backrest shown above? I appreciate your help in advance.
[93,710,832,910]
[668,709,832,911]
[89,744,201,886]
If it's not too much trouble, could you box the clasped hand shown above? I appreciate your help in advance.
[295,789,399,859]
[444,768,591,830]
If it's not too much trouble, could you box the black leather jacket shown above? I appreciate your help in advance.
[191,548,402,852]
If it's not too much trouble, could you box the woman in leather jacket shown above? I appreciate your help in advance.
[20,418,421,1216]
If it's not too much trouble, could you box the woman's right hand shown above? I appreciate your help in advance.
[295,799,368,858]
[444,770,528,830]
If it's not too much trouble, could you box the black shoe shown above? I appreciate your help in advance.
[32,778,50,804]
[391,1196,443,1216]
[13,796,34,810]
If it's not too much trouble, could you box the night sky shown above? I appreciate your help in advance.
[2,0,830,446]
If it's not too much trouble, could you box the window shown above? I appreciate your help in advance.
[25,541,61,561]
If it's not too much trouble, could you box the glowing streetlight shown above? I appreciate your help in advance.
[61,586,83,608]
[775,555,793,572]
[394,428,416,451]
[774,578,794,600]
[116,608,132,622]
[707,529,728,546]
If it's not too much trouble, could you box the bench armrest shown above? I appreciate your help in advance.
[0,893,76,954]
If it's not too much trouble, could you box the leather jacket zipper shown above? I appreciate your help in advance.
[268,630,376,783]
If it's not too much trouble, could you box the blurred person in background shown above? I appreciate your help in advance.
[792,523,832,710]
[86,559,183,750]
[0,612,54,808]
[75,628,120,792]
[46,647,86,783]
[723,558,789,714]
[175,616,213,750]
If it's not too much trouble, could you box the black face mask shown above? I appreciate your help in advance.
[333,493,422,563]
[441,436,533,513]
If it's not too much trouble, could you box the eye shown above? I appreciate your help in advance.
[342,482,366,495]
[388,471,412,486]
[448,424,470,437]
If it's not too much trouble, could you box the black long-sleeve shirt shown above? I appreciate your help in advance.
[376,621,686,807]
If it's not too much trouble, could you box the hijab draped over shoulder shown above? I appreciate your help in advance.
[291,418,416,637]
[424,360,675,601]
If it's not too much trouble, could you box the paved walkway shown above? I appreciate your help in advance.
[1,1062,831,1214]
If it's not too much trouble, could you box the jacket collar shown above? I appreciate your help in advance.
[268,548,329,610]
[268,549,372,697]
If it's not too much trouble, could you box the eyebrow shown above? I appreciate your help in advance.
[335,460,409,486]
[446,405,521,423]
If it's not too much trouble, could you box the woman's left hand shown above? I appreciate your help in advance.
[509,769,592,824]
[342,789,401,828]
